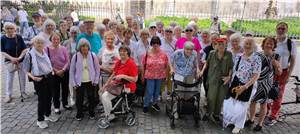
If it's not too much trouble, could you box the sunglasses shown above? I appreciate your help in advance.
[277,27,286,30]
[150,26,156,29]
[165,30,172,33]
[185,29,193,32]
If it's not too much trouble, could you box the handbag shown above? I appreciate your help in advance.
[105,80,124,96]
[269,81,279,100]
[227,56,254,102]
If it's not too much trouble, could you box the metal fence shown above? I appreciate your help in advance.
[2,0,300,38]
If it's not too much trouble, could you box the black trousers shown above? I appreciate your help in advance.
[33,73,53,121]
[52,71,69,108]
[203,68,209,97]
[76,82,96,116]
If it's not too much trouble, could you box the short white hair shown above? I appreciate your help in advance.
[230,32,242,43]
[242,37,257,50]
[174,26,182,31]
[32,35,46,45]
[42,19,56,31]
[70,26,79,33]
[3,22,17,30]
[96,23,106,31]
[184,41,195,49]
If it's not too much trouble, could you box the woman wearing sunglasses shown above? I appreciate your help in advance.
[175,25,201,53]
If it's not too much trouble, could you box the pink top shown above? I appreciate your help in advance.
[142,50,169,79]
[45,46,70,70]
[175,37,201,52]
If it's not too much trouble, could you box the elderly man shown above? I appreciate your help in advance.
[77,20,102,55]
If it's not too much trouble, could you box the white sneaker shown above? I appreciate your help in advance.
[232,127,241,134]
[70,98,75,106]
[44,115,59,122]
[54,108,61,114]
[108,114,115,121]
[21,92,29,99]
[4,96,12,103]
[174,112,179,119]
[37,121,48,129]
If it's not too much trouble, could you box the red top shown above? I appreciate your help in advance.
[175,37,202,52]
[142,50,169,79]
[113,58,138,92]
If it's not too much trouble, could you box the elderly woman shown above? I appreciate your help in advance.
[64,26,79,57]
[63,26,80,106]
[46,32,71,114]
[200,38,233,122]
[170,41,200,118]
[135,29,151,67]
[148,22,157,38]
[246,37,282,131]
[175,26,201,53]
[69,38,100,120]
[173,26,182,41]
[78,21,86,34]
[201,33,219,97]
[99,46,138,128]
[118,28,137,56]
[200,30,211,50]
[160,27,176,94]
[1,22,28,103]
[23,36,58,129]
[98,31,119,87]
[38,19,56,47]
[96,23,106,45]
[142,36,169,113]
[58,20,70,44]
[114,24,125,46]
[108,20,118,35]
[223,37,261,134]
[131,20,140,42]
[228,33,243,60]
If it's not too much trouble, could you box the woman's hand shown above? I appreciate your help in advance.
[235,85,247,95]
[33,76,42,82]
[11,57,19,64]
[222,75,231,85]
[56,70,64,77]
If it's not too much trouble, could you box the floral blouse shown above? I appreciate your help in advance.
[142,50,169,79]
[233,52,262,84]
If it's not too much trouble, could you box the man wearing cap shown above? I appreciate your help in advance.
[24,13,43,45]
[76,20,102,55]
[17,6,29,35]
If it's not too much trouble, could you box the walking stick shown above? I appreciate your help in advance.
[17,65,24,102]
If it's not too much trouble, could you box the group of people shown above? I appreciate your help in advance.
[1,8,297,133]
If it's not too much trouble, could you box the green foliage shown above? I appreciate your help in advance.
[78,16,96,21]
[231,17,300,37]
[145,16,229,31]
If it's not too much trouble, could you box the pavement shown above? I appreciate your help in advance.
[1,66,300,134]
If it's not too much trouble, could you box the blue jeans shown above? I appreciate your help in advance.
[20,21,29,35]
[143,79,163,107]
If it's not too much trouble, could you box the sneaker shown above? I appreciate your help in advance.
[21,92,29,99]
[98,118,110,129]
[253,124,262,131]
[54,108,61,114]
[89,115,95,120]
[232,127,241,134]
[108,114,115,121]
[174,112,179,119]
[37,121,48,129]
[44,115,58,122]
[152,104,160,112]
[63,105,73,110]
[76,114,83,121]
[4,96,12,103]
[143,107,148,113]
[244,120,254,127]
[70,98,75,106]
[265,117,277,126]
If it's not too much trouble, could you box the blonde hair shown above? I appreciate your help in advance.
[104,30,115,40]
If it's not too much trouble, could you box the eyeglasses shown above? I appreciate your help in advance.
[185,29,193,32]
[150,26,156,29]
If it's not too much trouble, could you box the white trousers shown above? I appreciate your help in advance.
[101,91,116,116]
[5,63,26,96]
